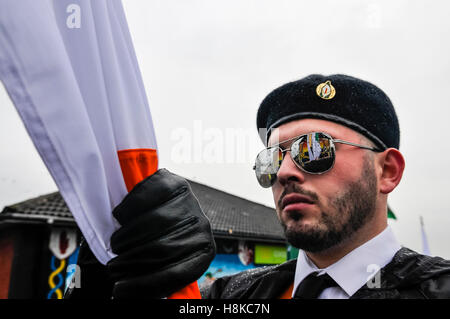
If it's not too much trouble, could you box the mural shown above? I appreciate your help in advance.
[198,254,261,286]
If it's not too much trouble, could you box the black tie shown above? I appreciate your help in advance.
[293,272,338,299]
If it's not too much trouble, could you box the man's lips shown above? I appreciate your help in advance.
[281,193,315,212]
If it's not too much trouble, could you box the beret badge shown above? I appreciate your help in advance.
[316,80,336,100]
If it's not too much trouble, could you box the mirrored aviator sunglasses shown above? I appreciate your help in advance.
[253,132,383,188]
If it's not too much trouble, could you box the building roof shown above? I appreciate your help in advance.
[188,180,285,243]
[0,179,286,243]
[0,192,74,226]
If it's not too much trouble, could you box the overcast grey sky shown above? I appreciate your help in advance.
[1,0,450,258]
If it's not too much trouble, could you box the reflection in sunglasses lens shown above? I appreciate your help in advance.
[255,133,336,187]
[255,147,280,187]
[292,133,335,173]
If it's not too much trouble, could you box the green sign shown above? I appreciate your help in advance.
[254,244,287,265]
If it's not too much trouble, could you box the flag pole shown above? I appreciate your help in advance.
[420,216,431,256]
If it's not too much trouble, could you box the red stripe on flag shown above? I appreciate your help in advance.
[118,148,158,192]
[167,282,202,299]
[278,282,294,299]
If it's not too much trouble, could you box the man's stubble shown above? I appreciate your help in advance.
[279,155,378,253]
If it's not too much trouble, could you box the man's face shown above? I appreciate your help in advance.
[268,119,379,253]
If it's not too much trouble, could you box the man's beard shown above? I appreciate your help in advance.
[279,156,378,253]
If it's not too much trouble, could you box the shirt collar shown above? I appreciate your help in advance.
[292,225,401,297]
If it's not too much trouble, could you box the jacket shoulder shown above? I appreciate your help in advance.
[355,247,450,299]
[351,247,450,299]
[201,259,296,299]
[392,248,450,284]
[418,272,450,298]
[415,257,450,298]
[201,265,275,299]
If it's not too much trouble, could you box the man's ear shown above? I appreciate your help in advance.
[377,148,405,194]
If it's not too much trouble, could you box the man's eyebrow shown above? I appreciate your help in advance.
[268,132,339,149]
[268,134,304,149]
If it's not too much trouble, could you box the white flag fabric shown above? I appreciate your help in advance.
[0,0,158,264]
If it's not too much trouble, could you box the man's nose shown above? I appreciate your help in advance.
[276,151,306,186]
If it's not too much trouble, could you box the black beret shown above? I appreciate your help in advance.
[256,74,399,150]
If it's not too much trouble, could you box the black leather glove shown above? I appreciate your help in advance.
[106,168,216,299]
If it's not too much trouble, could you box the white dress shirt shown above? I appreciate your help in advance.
[292,226,401,299]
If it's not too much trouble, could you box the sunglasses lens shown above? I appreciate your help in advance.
[254,147,282,187]
[291,133,335,173]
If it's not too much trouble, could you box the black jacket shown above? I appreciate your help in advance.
[201,247,450,299]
